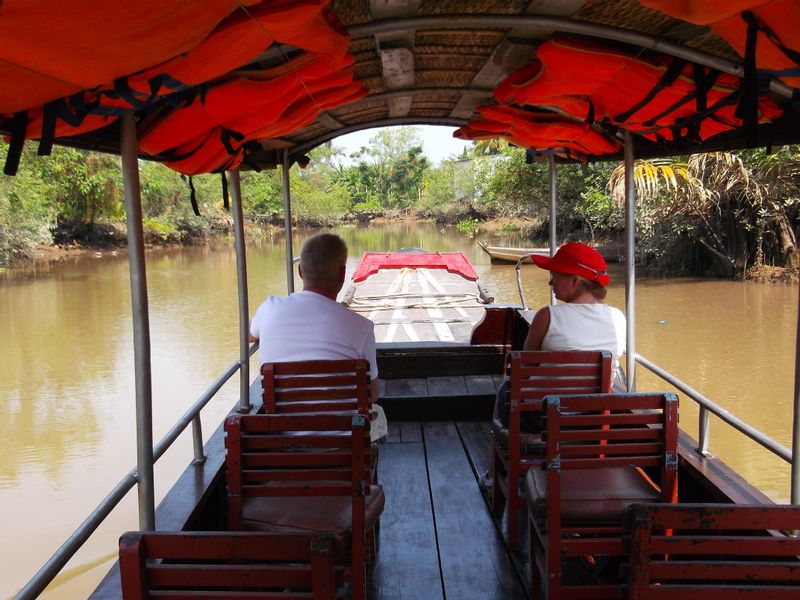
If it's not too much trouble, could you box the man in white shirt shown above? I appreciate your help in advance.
[249,232,382,427]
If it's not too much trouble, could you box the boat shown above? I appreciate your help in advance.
[478,241,549,264]
[4,1,800,599]
[478,241,623,264]
[342,250,494,344]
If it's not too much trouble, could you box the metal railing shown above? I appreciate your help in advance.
[16,345,258,600]
[515,252,549,310]
[636,353,792,463]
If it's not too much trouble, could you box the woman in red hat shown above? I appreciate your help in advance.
[525,242,625,355]
[496,242,626,431]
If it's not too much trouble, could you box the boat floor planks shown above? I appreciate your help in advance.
[370,441,443,600]
[422,422,527,599]
[455,421,493,482]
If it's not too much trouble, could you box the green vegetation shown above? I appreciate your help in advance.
[1,127,798,279]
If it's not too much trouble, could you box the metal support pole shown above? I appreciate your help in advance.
[623,131,636,393]
[282,149,295,294]
[121,113,155,531]
[791,284,800,504]
[229,169,251,413]
[191,415,205,464]
[698,407,711,455]
[548,153,557,306]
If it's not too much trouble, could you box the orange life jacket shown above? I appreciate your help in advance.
[138,54,354,155]
[494,38,782,144]
[455,104,622,160]
[0,0,252,114]
[642,0,800,88]
[11,0,351,156]
[162,80,367,175]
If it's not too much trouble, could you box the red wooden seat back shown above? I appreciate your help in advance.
[224,412,375,600]
[491,350,613,549]
[627,503,800,599]
[225,412,370,529]
[119,531,340,599]
[261,359,370,415]
[529,392,679,599]
[509,349,613,457]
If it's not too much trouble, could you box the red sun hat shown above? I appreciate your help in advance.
[531,242,611,286]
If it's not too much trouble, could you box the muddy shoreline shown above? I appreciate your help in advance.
[3,216,796,284]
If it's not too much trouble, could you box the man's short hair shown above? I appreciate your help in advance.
[300,233,348,287]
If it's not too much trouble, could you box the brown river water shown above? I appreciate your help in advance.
[1,221,796,598]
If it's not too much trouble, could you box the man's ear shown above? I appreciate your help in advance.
[298,265,304,280]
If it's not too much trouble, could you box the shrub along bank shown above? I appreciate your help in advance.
[1,128,798,280]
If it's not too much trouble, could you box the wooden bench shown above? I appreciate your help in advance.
[119,531,341,599]
[626,502,800,599]
[224,412,383,600]
[526,392,679,599]
[491,350,613,549]
[261,359,371,414]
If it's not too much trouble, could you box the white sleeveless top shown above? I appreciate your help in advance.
[541,303,627,377]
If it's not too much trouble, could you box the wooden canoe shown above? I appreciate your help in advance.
[478,241,622,263]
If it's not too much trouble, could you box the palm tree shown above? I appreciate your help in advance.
[609,151,799,276]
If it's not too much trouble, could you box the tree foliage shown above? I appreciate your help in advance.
[609,150,800,276]
[1,131,798,278]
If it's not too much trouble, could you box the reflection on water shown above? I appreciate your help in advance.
[0,221,796,598]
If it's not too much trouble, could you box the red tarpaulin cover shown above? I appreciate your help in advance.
[352,252,478,282]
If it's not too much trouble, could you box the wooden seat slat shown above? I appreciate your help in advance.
[273,373,361,388]
[518,365,603,377]
[647,561,800,581]
[276,389,362,402]
[137,532,313,559]
[242,483,354,497]
[242,435,353,450]
[552,394,669,412]
[562,456,663,469]
[148,563,314,587]
[560,428,662,442]
[264,359,368,375]
[560,442,665,458]
[520,383,604,395]
[236,413,360,433]
[640,586,800,599]
[562,413,663,427]
[242,453,354,468]
[243,470,352,483]
[274,400,361,413]
[640,504,800,529]
[147,588,317,598]
[651,536,800,556]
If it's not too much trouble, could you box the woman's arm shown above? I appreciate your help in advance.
[523,306,550,351]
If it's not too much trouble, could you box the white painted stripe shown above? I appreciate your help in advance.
[418,267,470,318]
[416,269,455,342]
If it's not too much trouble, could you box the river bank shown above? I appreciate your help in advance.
[4,215,797,284]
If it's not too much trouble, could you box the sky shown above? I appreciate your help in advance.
[332,125,472,165]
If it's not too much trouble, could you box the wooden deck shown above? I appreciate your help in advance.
[369,421,528,599]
